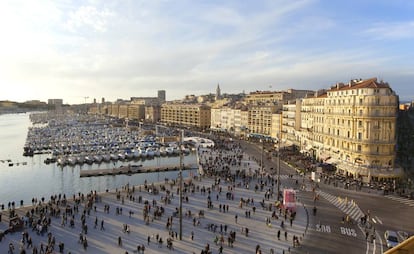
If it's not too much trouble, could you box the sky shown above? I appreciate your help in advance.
[0,0,413,104]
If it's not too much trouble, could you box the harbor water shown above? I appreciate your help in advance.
[0,113,197,206]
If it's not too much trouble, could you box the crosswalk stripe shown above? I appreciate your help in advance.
[349,209,361,220]
[385,195,414,207]
[343,206,353,214]
[317,190,365,222]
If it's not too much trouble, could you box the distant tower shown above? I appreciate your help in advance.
[93,98,97,104]
[215,83,221,101]
[101,97,105,104]
[158,90,166,102]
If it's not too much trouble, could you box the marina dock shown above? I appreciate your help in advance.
[79,163,197,177]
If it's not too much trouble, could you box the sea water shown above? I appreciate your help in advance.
[0,113,196,206]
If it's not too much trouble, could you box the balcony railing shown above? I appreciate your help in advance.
[324,111,396,117]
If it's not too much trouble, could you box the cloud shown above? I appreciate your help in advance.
[364,21,414,40]
[0,0,413,103]
[65,5,115,33]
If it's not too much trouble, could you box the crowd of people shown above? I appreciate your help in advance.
[0,136,305,254]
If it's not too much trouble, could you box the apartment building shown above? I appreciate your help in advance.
[247,105,279,137]
[245,91,287,105]
[297,78,401,181]
[245,89,314,105]
[161,103,211,129]
[281,102,300,146]
[270,113,282,140]
[300,90,326,158]
[119,104,129,119]
[127,104,145,120]
[211,107,247,136]
[145,105,161,123]
[109,104,119,118]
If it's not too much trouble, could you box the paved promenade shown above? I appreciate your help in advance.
[0,145,308,254]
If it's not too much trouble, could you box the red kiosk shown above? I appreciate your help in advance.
[283,189,296,212]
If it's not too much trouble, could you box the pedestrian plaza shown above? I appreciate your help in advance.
[0,143,309,254]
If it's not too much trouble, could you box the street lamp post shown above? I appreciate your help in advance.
[260,139,264,173]
[179,129,184,240]
[277,133,281,201]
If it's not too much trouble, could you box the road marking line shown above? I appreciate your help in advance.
[372,218,377,224]
[385,196,414,206]
[349,209,360,220]
[338,203,346,210]
[375,216,382,225]
[376,229,384,253]
[343,206,352,214]
[373,239,376,253]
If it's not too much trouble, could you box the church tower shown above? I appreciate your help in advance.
[215,83,221,101]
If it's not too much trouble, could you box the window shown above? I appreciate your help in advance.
[357,145,361,152]
[358,121,362,127]
[358,132,362,140]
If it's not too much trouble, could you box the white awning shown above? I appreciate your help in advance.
[325,158,338,164]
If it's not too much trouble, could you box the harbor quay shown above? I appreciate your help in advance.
[0,141,308,254]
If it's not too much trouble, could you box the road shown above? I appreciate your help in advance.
[239,139,414,254]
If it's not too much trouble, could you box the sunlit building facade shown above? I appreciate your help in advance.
[298,78,401,181]
[161,103,211,129]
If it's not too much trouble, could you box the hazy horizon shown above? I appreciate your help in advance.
[1,0,413,104]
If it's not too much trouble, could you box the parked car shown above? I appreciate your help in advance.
[384,230,399,248]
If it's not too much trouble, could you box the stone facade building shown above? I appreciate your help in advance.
[297,78,401,181]
[161,103,211,129]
